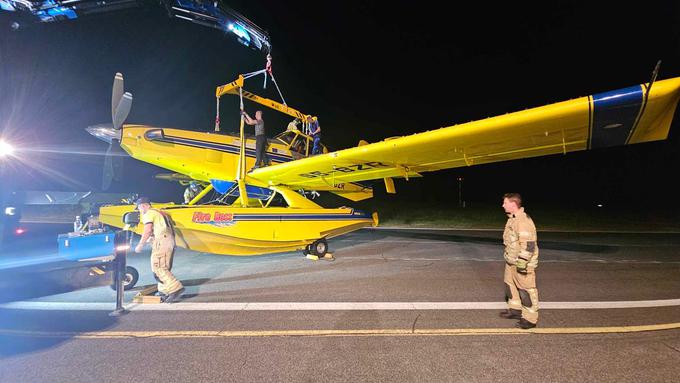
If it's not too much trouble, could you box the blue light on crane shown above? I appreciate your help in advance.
[227,22,251,46]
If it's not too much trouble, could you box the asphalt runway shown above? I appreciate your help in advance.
[1,227,680,382]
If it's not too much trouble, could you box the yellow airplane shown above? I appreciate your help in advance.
[89,65,680,256]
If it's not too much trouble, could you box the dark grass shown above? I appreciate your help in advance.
[354,200,680,232]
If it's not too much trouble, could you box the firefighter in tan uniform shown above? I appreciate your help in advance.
[134,197,185,303]
[499,193,539,329]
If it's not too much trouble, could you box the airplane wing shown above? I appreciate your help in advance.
[248,77,680,191]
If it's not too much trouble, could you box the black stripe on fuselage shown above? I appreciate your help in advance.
[160,134,293,163]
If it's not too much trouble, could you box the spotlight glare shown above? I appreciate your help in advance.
[0,140,15,157]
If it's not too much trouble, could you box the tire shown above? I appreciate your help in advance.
[303,244,312,256]
[123,266,139,290]
[110,266,139,291]
[311,239,328,256]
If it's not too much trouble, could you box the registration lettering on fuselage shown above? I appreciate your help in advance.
[298,161,390,179]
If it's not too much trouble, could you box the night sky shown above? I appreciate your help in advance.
[1,1,679,210]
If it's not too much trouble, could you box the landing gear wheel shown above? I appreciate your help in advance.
[302,244,312,256]
[110,266,139,291]
[311,239,328,257]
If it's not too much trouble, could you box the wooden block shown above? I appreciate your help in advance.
[133,295,162,304]
[132,284,161,304]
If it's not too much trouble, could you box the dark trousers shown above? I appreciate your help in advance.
[255,135,269,167]
[312,135,322,155]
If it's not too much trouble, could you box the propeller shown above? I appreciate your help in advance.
[101,73,133,190]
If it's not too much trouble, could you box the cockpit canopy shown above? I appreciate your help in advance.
[274,130,327,159]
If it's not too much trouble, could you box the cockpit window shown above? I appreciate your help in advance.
[275,131,296,145]
[291,136,307,155]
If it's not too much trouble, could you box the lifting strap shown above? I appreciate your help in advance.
[215,55,289,131]
[214,96,220,132]
[236,87,249,207]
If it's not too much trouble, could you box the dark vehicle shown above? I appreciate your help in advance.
[1,0,271,53]
[168,0,270,53]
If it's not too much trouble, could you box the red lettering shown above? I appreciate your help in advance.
[214,212,233,222]
[192,212,211,223]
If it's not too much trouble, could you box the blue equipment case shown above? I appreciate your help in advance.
[58,231,116,261]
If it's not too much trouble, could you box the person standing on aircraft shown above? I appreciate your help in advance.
[183,181,202,204]
[308,116,322,155]
[242,109,269,171]
[134,197,185,303]
[287,118,300,132]
[499,193,539,329]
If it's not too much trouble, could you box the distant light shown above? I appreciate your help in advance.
[15,228,26,235]
[0,140,14,157]
[115,245,130,252]
[4,207,15,216]
[597,204,603,208]
[228,23,233,30]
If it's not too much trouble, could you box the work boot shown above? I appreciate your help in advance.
[516,318,537,329]
[163,287,185,304]
[499,309,521,319]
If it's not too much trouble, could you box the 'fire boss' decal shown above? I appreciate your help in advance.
[192,212,236,227]
[298,162,390,178]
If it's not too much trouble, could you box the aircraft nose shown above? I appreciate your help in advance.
[86,124,121,144]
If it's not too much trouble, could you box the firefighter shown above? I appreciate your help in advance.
[499,193,539,329]
[134,196,184,303]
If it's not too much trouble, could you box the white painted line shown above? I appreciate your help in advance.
[2,299,680,311]
[368,227,680,234]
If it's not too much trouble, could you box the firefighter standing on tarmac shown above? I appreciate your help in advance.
[134,196,185,303]
[499,193,539,329]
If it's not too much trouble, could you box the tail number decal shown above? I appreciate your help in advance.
[299,162,390,178]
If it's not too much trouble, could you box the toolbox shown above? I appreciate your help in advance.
[57,231,116,262]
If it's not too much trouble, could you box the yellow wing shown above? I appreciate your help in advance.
[249,77,680,190]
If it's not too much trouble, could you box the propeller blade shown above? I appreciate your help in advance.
[112,92,133,130]
[102,139,126,190]
[102,143,115,190]
[111,146,125,182]
[112,73,124,123]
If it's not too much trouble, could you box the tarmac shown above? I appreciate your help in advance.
[1,225,679,382]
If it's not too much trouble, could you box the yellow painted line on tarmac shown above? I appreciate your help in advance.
[2,322,680,339]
